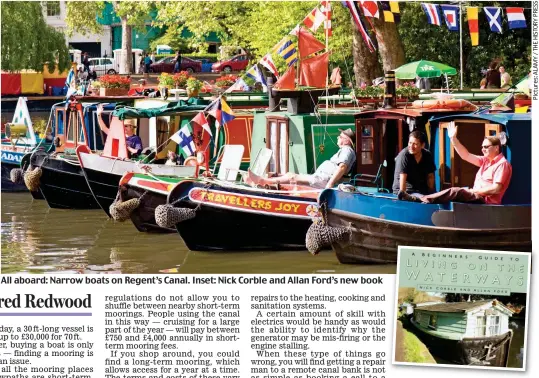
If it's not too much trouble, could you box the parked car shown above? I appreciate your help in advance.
[212,54,249,73]
[88,57,116,76]
[149,56,202,74]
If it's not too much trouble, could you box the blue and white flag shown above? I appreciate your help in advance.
[506,7,526,30]
[421,3,441,26]
[440,4,459,31]
[170,124,196,158]
[484,7,502,33]
[245,65,267,92]
[65,68,77,99]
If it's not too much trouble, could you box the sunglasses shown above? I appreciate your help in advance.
[481,145,493,149]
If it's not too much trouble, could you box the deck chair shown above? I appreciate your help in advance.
[212,145,245,181]
[240,147,273,182]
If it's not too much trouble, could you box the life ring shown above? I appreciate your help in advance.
[412,99,475,110]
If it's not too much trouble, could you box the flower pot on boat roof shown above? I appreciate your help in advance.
[186,77,203,98]
[97,74,130,97]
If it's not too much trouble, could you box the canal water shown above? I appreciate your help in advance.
[1,193,397,274]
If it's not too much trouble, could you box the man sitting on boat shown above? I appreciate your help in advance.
[399,124,512,205]
[392,130,435,196]
[96,104,143,157]
[247,128,356,190]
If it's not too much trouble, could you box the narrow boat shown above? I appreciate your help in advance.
[410,300,514,367]
[167,179,321,250]
[318,112,531,263]
[1,97,51,197]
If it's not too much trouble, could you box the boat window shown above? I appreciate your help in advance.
[266,117,289,175]
[66,111,75,142]
[360,124,374,164]
[428,314,437,330]
[488,315,500,335]
[475,316,486,336]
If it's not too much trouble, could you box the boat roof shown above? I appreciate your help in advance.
[430,112,531,125]
[415,300,512,314]
[355,108,474,119]
[112,101,207,119]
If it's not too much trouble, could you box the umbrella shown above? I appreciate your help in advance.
[395,60,457,79]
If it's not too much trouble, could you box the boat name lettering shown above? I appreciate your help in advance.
[1,151,22,163]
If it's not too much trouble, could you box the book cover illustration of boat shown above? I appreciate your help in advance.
[409,299,514,367]
[314,109,531,264]
[1,97,51,198]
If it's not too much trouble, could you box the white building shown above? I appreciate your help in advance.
[43,1,112,58]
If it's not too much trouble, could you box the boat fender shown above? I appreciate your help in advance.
[23,166,42,192]
[10,168,24,184]
[305,220,351,255]
[110,198,141,222]
[155,204,196,229]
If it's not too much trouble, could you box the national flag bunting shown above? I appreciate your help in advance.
[440,4,459,31]
[360,1,379,18]
[191,112,212,137]
[484,7,502,33]
[421,3,441,26]
[275,37,298,67]
[246,65,267,92]
[506,7,526,29]
[170,123,196,158]
[207,98,235,127]
[320,1,332,36]
[342,0,376,52]
[260,54,279,78]
[380,1,400,23]
[303,6,325,32]
[467,7,479,46]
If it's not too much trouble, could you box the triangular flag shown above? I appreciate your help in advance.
[484,7,502,33]
[274,65,296,90]
[303,6,325,32]
[467,7,479,46]
[297,27,325,59]
[360,1,379,18]
[299,52,329,88]
[191,112,212,137]
[260,54,280,78]
[342,1,376,52]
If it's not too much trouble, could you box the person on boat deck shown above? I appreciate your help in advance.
[399,125,512,205]
[247,128,356,190]
[96,104,143,157]
[392,130,435,196]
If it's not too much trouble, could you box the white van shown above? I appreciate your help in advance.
[88,57,117,76]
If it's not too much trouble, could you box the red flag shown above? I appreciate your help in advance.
[299,52,329,88]
[274,65,296,90]
[191,112,212,137]
[297,27,325,59]
[303,6,325,32]
[360,0,380,18]
[320,1,332,36]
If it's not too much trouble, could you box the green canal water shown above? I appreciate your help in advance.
[1,193,397,274]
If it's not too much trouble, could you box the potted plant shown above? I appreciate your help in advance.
[98,75,130,96]
[215,74,239,89]
[173,71,190,88]
[186,77,203,98]
[158,73,175,99]
[396,82,420,101]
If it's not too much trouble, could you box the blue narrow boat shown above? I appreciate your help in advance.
[318,112,531,264]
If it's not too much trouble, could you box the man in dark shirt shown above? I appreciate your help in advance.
[392,130,436,195]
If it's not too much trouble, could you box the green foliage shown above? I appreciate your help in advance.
[398,2,531,87]
[186,77,203,92]
[65,2,106,37]
[396,83,420,99]
[402,329,436,363]
[355,85,384,99]
[1,1,71,72]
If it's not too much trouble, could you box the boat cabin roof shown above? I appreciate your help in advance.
[354,108,476,119]
[430,112,531,125]
[415,300,513,314]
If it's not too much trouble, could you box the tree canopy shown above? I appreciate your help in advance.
[1,1,71,72]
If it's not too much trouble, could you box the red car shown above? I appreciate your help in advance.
[149,56,202,74]
[212,54,249,73]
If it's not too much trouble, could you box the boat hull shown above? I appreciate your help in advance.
[411,319,513,366]
[77,149,197,218]
[169,181,320,251]
[124,184,175,233]
[31,152,100,210]
[327,209,531,264]
[1,149,43,198]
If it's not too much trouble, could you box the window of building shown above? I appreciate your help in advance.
[45,1,61,17]
[428,314,437,330]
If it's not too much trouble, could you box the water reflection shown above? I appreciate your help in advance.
[1,193,396,274]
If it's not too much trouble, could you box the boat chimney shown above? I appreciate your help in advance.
[267,77,279,111]
[383,70,396,109]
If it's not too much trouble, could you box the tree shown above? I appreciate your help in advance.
[1,1,70,72]
[65,1,153,74]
